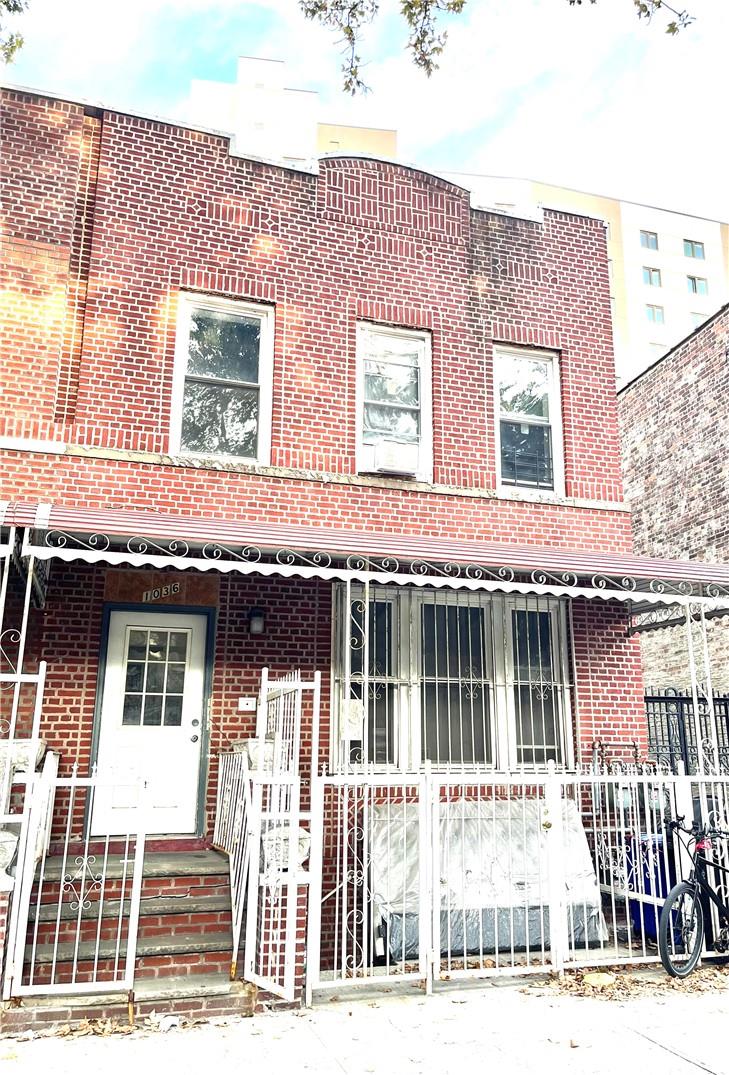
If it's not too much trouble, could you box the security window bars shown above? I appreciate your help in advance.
[122,628,188,727]
[646,304,665,325]
[495,347,562,493]
[356,323,432,480]
[684,239,705,259]
[334,586,571,772]
[687,276,708,296]
[172,295,274,462]
[640,230,658,250]
[642,266,661,287]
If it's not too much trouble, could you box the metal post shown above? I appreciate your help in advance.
[544,761,567,974]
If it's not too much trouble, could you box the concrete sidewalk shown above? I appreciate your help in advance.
[3,976,729,1075]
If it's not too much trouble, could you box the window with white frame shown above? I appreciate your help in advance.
[333,586,572,771]
[640,230,658,250]
[171,294,274,462]
[646,304,665,325]
[356,323,432,481]
[495,347,563,494]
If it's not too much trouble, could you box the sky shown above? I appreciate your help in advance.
[3,0,728,220]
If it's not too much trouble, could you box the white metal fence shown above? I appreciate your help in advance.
[307,765,729,996]
[3,765,146,999]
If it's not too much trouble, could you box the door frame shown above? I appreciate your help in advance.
[90,602,217,838]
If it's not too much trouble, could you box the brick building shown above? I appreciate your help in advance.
[3,86,729,1021]
[619,303,729,693]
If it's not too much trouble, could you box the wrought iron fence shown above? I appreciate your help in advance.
[646,689,729,774]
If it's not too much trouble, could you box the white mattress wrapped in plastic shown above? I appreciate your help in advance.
[369,797,607,957]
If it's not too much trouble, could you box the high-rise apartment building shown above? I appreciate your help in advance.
[442,174,729,386]
[187,57,397,166]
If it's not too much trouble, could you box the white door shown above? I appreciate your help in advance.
[92,611,207,836]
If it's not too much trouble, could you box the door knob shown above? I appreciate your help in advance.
[190,734,199,743]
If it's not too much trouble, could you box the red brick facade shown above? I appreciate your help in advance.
[0,85,647,773]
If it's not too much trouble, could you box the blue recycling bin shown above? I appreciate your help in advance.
[626,832,676,943]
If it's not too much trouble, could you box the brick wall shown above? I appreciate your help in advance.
[0,87,629,551]
[619,305,729,689]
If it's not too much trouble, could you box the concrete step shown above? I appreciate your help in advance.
[38,850,229,883]
[30,929,234,966]
[29,892,232,922]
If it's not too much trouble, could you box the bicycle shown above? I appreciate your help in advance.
[659,817,729,978]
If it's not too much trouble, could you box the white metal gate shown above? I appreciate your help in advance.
[4,765,145,999]
[214,667,320,1001]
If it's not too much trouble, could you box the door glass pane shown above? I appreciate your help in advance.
[122,696,142,726]
[511,609,561,766]
[181,383,259,457]
[187,309,260,383]
[121,627,191,733]
[143,695,163,727]
[348,600,395,765]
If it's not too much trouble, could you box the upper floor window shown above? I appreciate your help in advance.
[687,275,708,296]
[690,312,706,328]
[642,266,661,287]
[495,347,563,494]
[640,230,658,250]
[171,294,274,463]
[684,239,705,259]
[356,323,432,482]
[646,304,665,325]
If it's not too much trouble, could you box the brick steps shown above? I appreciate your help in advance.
[14,849,238,988]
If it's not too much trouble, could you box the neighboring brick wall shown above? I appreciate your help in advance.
[619,305,729,689]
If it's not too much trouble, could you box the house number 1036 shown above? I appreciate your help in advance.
[142,582,181,603]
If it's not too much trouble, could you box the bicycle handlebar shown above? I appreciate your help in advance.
[666,816,729,840]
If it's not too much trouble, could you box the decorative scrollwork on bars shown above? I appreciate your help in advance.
[0,628,20,674]
[530,569,578,588]
[648,578,695,597]
[201,542,262,563]
[275,549,333,569]
[127,536,190,557]
[63,855,103,911]
[706,582,729,600]
[45,530,111,552]
[590,574,638,593]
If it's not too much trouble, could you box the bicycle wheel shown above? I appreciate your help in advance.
[659,881,704,978]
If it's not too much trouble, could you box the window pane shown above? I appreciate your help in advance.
[146,663,165,692]
[143,695,163,727]
[125,662,144,693]
[350,600,392,679]
[128,630,147,661]
[364,361,419,406]
[514,685,559,766]
[498,357,550,419]
[187,309,260,383]
[363,333,421,367]
[500,421,553,488]
[181,382,259,457]
[512,609,561,766]
[164,697,183,727]
[512,610,553,680]
[421,605,486,680]
[421,684,491,765]
[348,683,396,766]
[168,633,188,661]
[363,403,419,441]
[122,695,142,726]
[166,664,186,693]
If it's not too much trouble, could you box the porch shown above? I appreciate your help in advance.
[2,503,729,1020]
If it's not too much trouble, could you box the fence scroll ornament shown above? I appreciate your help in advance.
[62,855,103,912]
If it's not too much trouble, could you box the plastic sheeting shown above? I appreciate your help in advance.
[370,797,607,960]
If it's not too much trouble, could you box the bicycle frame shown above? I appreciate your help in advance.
[677,830,729,925]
